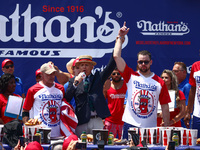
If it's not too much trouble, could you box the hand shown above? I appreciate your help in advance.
[118,22,130,37]
[129,139,135,147]
[66,140,77,150]
[163,122,170,127]
[48,61,60,72]
[165,143,169,150]
[160,122,164,127]
[184,112,191,128]
[54,65,60,72]
[13,140,24,150]
[74,72,86,86]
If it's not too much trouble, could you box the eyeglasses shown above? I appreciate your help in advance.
[4,64,14,69]
[112,72,120,75]
[138,61,150,65]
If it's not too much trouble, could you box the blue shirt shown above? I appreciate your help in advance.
[14,76,24,96]
[64,82,76,110]
[178,77,191,106]
[179,77,191,128]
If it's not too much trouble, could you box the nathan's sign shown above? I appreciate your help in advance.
[137,20,190,36]
[0,4,128,58]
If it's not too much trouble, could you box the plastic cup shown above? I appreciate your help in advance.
[27,126,38,141]
[180,128,187,146]
[163,129,171,146]
[139,128,145,143]
[148,128,156,145]
[158,127,166,145]
[190,129,198,146]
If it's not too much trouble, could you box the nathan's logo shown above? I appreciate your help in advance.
[131,90,155,118]
[41,100,60,126]
[137,20,190,36]
[0,4,128,58]
[109,93,126,99]
[39,94,62,101]
[0,4,121,43]
[133,81,157,91]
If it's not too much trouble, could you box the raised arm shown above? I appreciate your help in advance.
[113,22,130,73]
[55,69,71,85]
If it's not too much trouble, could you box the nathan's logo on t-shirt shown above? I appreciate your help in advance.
[40,100,60,127]
[133,81,157,91]
[109,94,126,99]
[131,90,156,118]
[39,94,62,101]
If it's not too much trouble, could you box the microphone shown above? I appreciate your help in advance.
[74,72,86,86]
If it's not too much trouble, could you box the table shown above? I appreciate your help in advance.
[87,144,200,150]
[2,143,200,150]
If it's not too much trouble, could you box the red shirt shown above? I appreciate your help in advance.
[0,93,21,124]
[105,81,127,125]
[157,90,185,127]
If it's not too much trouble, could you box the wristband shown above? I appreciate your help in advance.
[116,36,125,40]
[22,112,29,118]
[116,36,125,44]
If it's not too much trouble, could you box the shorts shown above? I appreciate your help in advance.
[104,120,123,139]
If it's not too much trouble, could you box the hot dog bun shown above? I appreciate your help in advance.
[25,118,42,126]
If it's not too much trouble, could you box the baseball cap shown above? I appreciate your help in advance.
[35,69,41,77]
[40,62,56,74]
[25,141,44,150]
[2,59,14,68]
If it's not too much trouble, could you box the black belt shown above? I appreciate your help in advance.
[90,115,98,119]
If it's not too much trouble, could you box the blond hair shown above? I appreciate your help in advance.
[161,69,180,107]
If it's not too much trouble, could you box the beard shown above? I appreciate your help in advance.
[112,77,121,83]
[139,66,150,73]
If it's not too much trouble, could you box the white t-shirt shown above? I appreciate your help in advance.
[23,82,65,137]
[120,65,171,127]
[189,61,200,118]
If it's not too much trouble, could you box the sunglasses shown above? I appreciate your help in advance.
[4,64,14,69]
[138,61,150,65]
[112,72,120,75]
